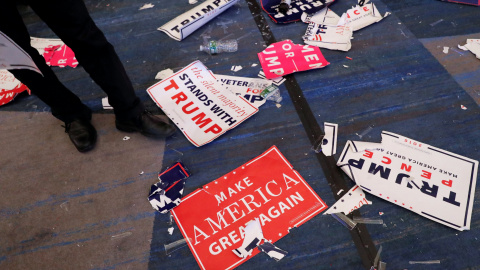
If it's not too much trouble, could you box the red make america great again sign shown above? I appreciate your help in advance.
[171,146,327,270]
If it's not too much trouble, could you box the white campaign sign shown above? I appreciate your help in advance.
[337,131,478,231]
[147,61,258,147]
[158,0,240,41]
[214,74,270,108]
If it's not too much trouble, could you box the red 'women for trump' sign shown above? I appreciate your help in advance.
[171,146,327,270]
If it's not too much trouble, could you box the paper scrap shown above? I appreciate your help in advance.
[189,0,198,4]
[0,70,31,106]
[337,2,390,31]
[233,218,264,258]
[337,131,479,231]
[102,97,113,110]
[0,31,42,74]
[168,227,175,235]
[147,61,258,147]
[158,0,240,41]
[258,241,288,261]
[123,136,130,141]
[170,146,327,270]
[461,105,467,110]
[324,185,371,215]
[443,46,449,54]
[139,3,154,10]
[261,0,335,24]
[231,65,243,72]
[461,39,480,59]
[31,37,78,68]
[214,74,270,107]
[322,122,338,156]
[148,161,190,214]
[303,24,353,51]
[258,40,329,79]
[155,68,174,80]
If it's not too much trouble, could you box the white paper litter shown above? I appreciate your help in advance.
[155,68,175,80]
[324,185,371,215]
[102,97,113,110]
[337,2,390,31]
[139,3,154,10]
[232,218,263,258]
[462,39,480,59]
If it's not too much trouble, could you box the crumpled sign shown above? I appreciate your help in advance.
[258,40,329,79]
[324,185,371,215]
[158,0,240,41]
[337,131,478,231]
[147,60,258,147]
[30,37,78,68]
[148,161,191,214]
[214,74,271,108]
[301,8,340,25]
[0,70,31,106]
[171,146,327,270]
[260,0,336,24]
[459,39,480,59]
[337,2,390,31]
[0,31,42,74]
[303,23,353,52]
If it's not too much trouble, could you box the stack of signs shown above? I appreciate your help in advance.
[148,161,191,214]
[260,0,336,24]
[30,37,78,68]
[158,0,240,41]
[337,131,478,231]
[257,40,329,79]
[215,74,271,108]
[171,146,327,269]
[147,61,258,147]
[0,70,30,106]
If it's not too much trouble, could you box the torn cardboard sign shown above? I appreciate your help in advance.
[171,146,327,270]
[337,131,478,231]
[337,2,390,31]
[158,0,240,41]
[303,24,353,52]
[258,40,329,79]
[324,185,371,215]
[301,8,340,25]
[260,0,336,24]
[149,161,191,214]
[0,70,31,106]
[214,74,270,108]
[31,37,78,68]
[0,31,42,74]
[147,61,258,147]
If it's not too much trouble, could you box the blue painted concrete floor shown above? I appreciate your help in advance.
[1,0,480,269]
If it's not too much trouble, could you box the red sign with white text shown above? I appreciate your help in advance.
[257,40,329,79]
[171,146,327,270]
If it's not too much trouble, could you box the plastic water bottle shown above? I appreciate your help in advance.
[200,40,238,55]
[260,85,283,103]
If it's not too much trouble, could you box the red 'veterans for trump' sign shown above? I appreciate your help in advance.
[171,146,327,270]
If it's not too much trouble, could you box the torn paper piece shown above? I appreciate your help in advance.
[443,47,449,54]
[189,0,198,4]
[301,8,340,25]
[258,40,329,79]
[0,70,31,106]
[258,241,288,261]
[31,37,78,68]
[214,74,270,107]
[233,218,264,258]
[261,0,336,24]
[324,185,371,215]
[461,105,467,110]
[462,39,480,59]
[231,65,243,72]
[337,2,390,31]
[322,122,338,156]
[30,37,64,55]
[148,161,190,214]
[139,3,154,10]
[258,70,286,86]
[168,227,174,235]
[0,32,42,74]
[147,61,258,147]
[337,131,479,231]
[155,68,174,80]
[171,146,327,270]
[123,136,130,141]
[102,97,113,110]
[158,0,240,41]
[303,24,353,51]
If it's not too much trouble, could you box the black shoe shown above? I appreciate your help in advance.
[64,119,97,152]
[115,110,176,138]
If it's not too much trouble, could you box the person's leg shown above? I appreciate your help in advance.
[0,1,91,123]
[28,0,143,121]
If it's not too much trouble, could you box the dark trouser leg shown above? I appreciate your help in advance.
[1,1,91,123]
[28,0,144,121]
